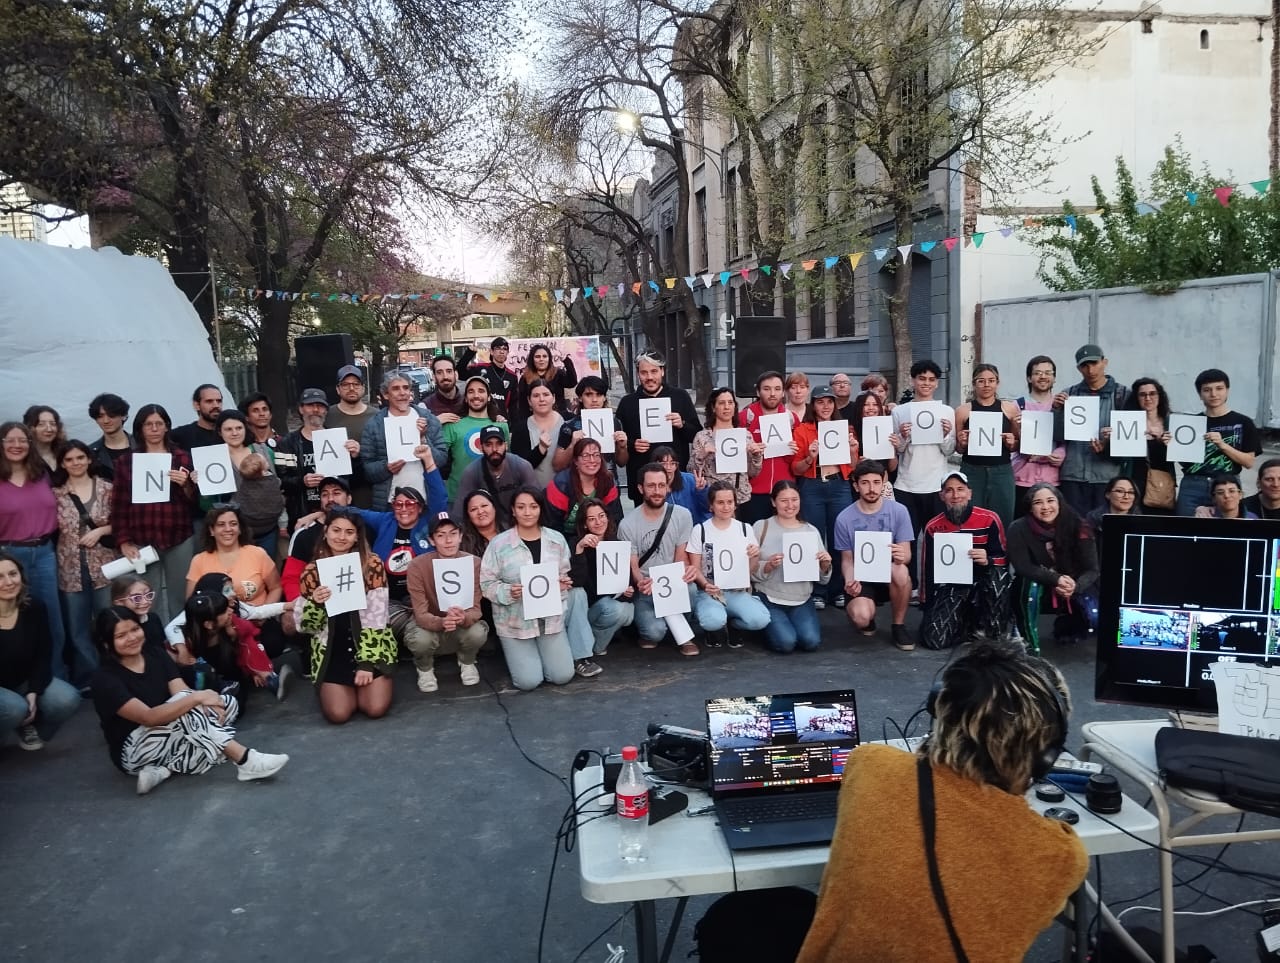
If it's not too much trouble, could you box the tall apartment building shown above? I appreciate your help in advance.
[0,181,48,243]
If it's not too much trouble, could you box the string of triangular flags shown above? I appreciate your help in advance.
[223,176,1272,307]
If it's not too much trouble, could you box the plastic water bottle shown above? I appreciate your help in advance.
[616,745,650,862]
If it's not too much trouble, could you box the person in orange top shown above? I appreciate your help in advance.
[797,639,1088,963]
[790,385,857,609]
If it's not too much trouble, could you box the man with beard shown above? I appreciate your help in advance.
[325,364,376,507]
[918,470,1012,650]
[360,371,446,506]
[276,388,361,529]
[282,476,354,601]
[422,354,468,422]
[452,426,537,525]
[442,375,506,500]
[171,383,223,451]
[618,462,697,653]
[614,351,702,500]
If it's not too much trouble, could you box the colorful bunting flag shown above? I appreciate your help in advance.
[847,252,864,270]
[823,255,839,269]
[1252,179,1270,194]
[1213,186,1233,206]
[872,248,888,261]
[919,241,936,254]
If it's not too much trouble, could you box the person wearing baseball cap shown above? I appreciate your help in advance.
[276,388,361,530]
[326,364,376,508]
[454,338,517,418]
[441,373,507,500]
[550,374,628,475]
[917,469,1013,651]
[451,424,538,525]
[1052,343,1129,515]
[281,477,354,603]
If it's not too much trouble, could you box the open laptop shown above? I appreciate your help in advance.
[705,689,859,851]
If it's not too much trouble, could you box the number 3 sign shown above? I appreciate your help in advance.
[648,562,691,618]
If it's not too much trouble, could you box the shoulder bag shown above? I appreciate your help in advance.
[1143,467,1176,510]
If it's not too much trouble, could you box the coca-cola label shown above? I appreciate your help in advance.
[617,790,649,819]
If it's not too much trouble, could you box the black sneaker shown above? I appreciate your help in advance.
[891,624,915,652]
[704,628,727,648]
[726,634,744,649]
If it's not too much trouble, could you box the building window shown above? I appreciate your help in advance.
[695,189,709,271]
[1200,29,1209,49]
[1141,18,1152,34]
[900,69,930,185]
[726,170,740,260]
[808,265,826,339]
[835,262,856,338]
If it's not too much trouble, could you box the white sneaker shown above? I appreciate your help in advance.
[136,765,172,795]
[237,750,289,782]
[458,661,480,686]
[275,664,294,702]
[18,724,43,751]
[416,667,439,693]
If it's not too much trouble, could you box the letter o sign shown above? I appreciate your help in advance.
[529,574,550,598]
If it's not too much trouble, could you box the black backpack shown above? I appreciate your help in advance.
[692,887,816,962]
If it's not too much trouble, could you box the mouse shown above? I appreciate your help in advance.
[1043,807,1079,824]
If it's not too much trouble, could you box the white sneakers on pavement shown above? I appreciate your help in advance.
[237,750,289,782]
[136,766,172,795]
[458,661,480,686]
[416,668,439,692]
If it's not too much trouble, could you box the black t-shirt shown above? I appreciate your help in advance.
[1183,411,1262,477]
[523,538,542,564]
[385,527,417,603]
[92,651,180,770]
[171,422,219,451]
[290,524,324,566]
[1242,494,1280,520]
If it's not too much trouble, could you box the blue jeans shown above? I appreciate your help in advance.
[632,594,668,645]
[691,587,771,633]
[587,596,634,655]
[564,588,595,660]
[798,476,853,603]
[62,582,108,688]
[1176,474,1214,516]
[6,543,68,682]
[760,597,822,653]
[497,631,574,691]
[0,679,81,743]
[253,528,279,559]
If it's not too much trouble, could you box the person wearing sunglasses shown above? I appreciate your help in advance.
[110,576,167,651]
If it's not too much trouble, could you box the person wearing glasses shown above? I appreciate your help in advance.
[185,504,281,609]
[829,373,856,421]
[1125,377,1173,514]
[1084,476,1141,561]
[615,351,703,500]
[1011,356,1065,519]
[110,576,168,650]
[544,438,624,548]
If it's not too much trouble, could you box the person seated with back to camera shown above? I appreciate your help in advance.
[796,638,1088,963]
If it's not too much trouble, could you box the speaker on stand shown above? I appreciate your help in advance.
[294,334,355,406]
[733,316,789,395]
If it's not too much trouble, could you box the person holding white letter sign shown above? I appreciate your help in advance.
[889,360,956,553]
[618,463,697,654]
[1051,344,1129,517]
[954,364,1020,527]
[751,480,832,653]
[567,498,634,661]
[791,385,856,611]
[685,482,771,649]
[688,388,763,507]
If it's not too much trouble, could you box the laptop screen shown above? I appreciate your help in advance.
[705,690,860,794]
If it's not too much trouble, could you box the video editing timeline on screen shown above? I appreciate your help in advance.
[707,694,858,791]
[1114,532,1280,689]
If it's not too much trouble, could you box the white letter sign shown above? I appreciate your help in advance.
[639,398,673,443]
[782,530,822,583]
[966,412,1003,458]
[714,428,749,474]
[1019,411,1054,456]
[861,416,894,460]
[853,531,892,583]
[1167,414,1207,463]
[432,555,474,611]
[1108,411,1147,458]
[520,562,563,620]
[191,444,236,497]
[818,420,852,466]
[648,561,691,618]
[595,541,632,595]
[581,409,615,453]
[1063,396,1099,442]
[384,414,420,461]
[712,534,751,590]
[313,428,352,476]
[758,412,793,458]
[933,532,973,585]
[132,453,172,505]
[910,402,945,445]
[316,552,368,616]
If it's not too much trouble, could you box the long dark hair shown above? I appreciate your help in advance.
[523,343,554,380]
[93,605,142,661]
[182,592,231,655]
[768,479,806,525]
[651,445,683,491]
[23,405,66,451]
[574,496,619,541]
[1127,377,1170,419]
[460,489,501,556]
[1024,483,1090,574]
[131,404,175,452]
[848,392,882,447]
[704,387,738,428]
[0,422,48,482]
[316,507,373,565]
[510,485,547,530]
[52,439,100,487]
[201,504,249,553]
[0,550,30,608]
[569,437,615,501]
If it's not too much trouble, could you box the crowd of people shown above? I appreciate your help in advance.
[1,336,1273,794]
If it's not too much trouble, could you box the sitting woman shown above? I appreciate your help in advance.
[186,504,285,656]
[567,497,635,664]
[294,509,397,724]
[797,639,1087,963]
[685,481,771,650]
[0,551,81,751]
[1085,476,1141,561]
[1006,483,1100,653]
[1207,474,1257,519]
[180,592,293,704]
[751,481,832,654]
[480,486,576,691]
[90,606,288,794]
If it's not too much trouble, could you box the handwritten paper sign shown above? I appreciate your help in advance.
[581,409,615,454]
[316,552,368,616]
[966,411,1004,458]
[1167,414,1207,463]
[853,531,892,583]
[384,414,420,461]
[638,398,673,443]
[595,540,632,595]
[521,562,563,620]
[861,416,895,460]
[714,428,750,474]
[909,402,945,446]
[1063,396,1099,442]
[131,453,173,505]
[782,530,823,583]
[649,561,691,618]
[313,428,352,476]
[432,555,474,610]
[758,412,793,458]
[191,444,236,497]
[1211,661,1280,740]
[933,532,973,585]
[1019,410,1054,456]
[818,420,852,466]
[1109,411,1147,458]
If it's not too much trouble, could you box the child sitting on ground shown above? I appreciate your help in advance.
[181,592,293,705]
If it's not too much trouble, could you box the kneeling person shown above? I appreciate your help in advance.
[404,513,487,693]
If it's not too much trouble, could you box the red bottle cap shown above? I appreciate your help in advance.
[621,746,638,761]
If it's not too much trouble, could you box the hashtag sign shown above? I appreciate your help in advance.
[316,553,367,616]
[335,566,355,592]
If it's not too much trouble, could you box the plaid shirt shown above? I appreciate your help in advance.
[111,449,197,551]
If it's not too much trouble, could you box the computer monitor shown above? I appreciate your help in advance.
[1095,514,1280,712]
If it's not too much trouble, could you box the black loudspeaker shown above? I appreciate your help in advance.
[294,334,354,406]
[734,316,788,391]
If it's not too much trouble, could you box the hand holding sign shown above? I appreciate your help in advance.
[861,416,894,460]
[853,531,893,583]
[1063,396,1099,442]
[782,531,822,582]
[1108,411,1147,458]
[433,556,474,610]
[385,415,420,461]
[639,398,673,443]
[1167,414,1208,463]
[648,561,691,618]
[132,453,173,505]
[520,562,563,620]
[595,541,631,595]
[712,534,751,590]
[909,403,945,445]
[316,553,368,616]
[933,532,973,585]
[1019,410,1054,456]
[818,420,852,466]
[758,413,793,458]
[714,429,749,473]
[191,444,236,496]
[581,409,615,453]
[313,428,353,476]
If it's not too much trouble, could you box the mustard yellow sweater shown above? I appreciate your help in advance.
[797,744,1088,963]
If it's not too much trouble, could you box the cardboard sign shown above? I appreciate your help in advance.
[1167,414,1207,463]
[131,453,173,505]
[714,428,750,473]
[313,428,353,476]
[432,555,474,611]
[711,532,751,590]
[1108,411,1147,458]
[594,540,632,595]
[1211,661,1280,740]
[1063,396,1099,442]
[966,411,1004,458]
[384,414,420,461]
[191,444,236,497]
[520,562,563,620]
[581,409,615,454]
[758,412,793,458]
[853,531,892,583]
[648,561,691,618]
[818,420,852,466]
[316,552,368,616]
[909,402,945,445]
[933,532,973,585]
[1019,410,1054,456]
[861,416,895,460]
[782,530,823,583]
[638,398,673,443]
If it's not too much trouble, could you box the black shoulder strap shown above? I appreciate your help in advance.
[67,492,94,531]
[636,505,674,569]
[916,757,970,963]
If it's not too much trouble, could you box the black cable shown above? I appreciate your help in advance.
[486,676,572,801]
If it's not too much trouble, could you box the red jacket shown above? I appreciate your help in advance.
[738,403,798,495]
[232,615,273,676]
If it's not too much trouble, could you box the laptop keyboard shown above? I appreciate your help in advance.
[721,793,838,827]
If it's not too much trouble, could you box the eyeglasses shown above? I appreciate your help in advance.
[117,591,156,605]
[1111,490,1137,497]
[1137,391,1158,398]
[578,452,602,461]
[392,500,421,509]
